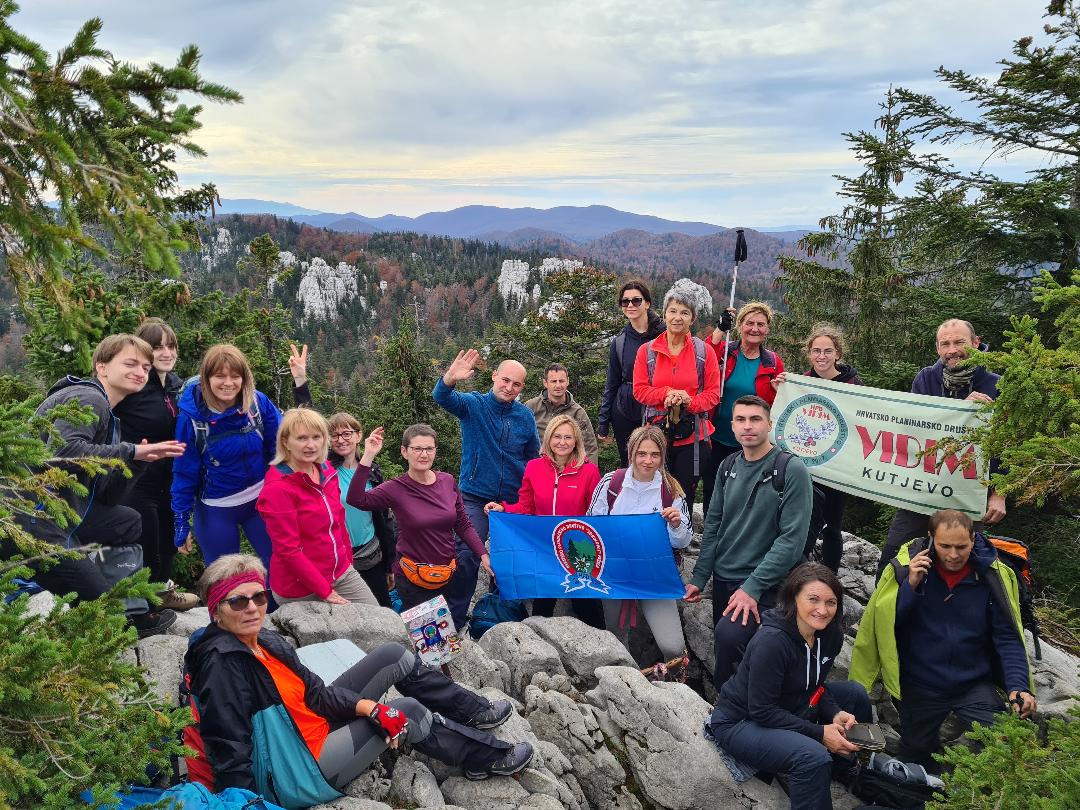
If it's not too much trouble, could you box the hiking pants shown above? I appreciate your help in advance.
[666,440,711,513]
[712,580,779,692]
[603,598,686,661]
[815,485,847,574]
[611,410,640,468]
[317,643,510,788]
[273,567,379,607]
[700,442,740,518]
[127,482,177,583]
[710,681,872,810]
[896,679,1003,771]
[444,492,489,630]
[877,509,985,581]
[193,497,273,574]
[532,596,606,630]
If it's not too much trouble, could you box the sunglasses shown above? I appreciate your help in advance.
[620,296,645,308]
[223,590,269,611]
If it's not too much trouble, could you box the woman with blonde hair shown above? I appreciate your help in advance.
[171,343,284,573]
[587,425,692,678]
[327,411,397,607]
[702,300,785,514]
[257,408,378,605]
[485,413,604,628]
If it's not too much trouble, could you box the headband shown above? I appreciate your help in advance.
[207,571,266,618]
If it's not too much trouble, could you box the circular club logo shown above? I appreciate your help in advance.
[775,394,848,467]
[552,519,605,580]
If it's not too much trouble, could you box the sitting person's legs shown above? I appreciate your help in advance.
[710,719,832,810]
[825,681,873,723]
[712,582,778,691]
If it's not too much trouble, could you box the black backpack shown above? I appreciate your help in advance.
[849,765,942,809]
[717,450,825,557]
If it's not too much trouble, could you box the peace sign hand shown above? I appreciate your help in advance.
[289,343,309,387]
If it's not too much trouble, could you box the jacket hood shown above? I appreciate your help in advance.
[807,362,860,384]
[541,389,579,407]
[185,621,284,672]
[760,607,844,671]
[47,375,108,399]
[622,316,665,341]
[967,532,999,573]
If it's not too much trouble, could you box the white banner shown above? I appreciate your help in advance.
[770,374,989,517]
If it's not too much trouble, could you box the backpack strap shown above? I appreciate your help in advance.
[249,396,264,438]
[888,536,928,585]
[717,451,739,490]
[607,468,628,512]
[614,332,627,374]
[192,420,210,456]
[646,345,657,385]
[984,563,1027,650]
[769,450,793,496]
[692,336,706,393]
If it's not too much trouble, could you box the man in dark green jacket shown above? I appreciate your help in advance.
[685,395,813,691]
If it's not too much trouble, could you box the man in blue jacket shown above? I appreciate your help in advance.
[433,349,540,625]
[876,318,1007,580]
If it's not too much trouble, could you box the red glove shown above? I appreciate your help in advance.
[368,703,408,741]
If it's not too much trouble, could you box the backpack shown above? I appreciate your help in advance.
[469,582,527,640]
[986,535,1042,660]
[606,466,675,512]
[717,450,825,559]
[849,766,941,809]
[180,375,264,459]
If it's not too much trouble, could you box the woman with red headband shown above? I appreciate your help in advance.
[183,554,533,808]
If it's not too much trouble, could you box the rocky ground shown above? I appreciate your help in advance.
[98,530,1080,810]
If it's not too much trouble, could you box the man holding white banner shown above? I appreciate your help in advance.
[876,319,1005,579]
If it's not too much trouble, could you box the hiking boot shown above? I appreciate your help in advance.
[464,741,534,781]
[463,699,513,730]
[130,609,177,638]
[158,587,199,611]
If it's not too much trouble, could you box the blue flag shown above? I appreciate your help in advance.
[488,512,685,600]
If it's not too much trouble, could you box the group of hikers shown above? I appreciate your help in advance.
[6,277,1040,810]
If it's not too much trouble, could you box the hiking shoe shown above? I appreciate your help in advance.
[464,699,513,730]
[130,609,177,638]
[158,588,199,611]
[464,742,534,781]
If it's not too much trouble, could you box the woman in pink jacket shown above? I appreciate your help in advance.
[485,414,605,628]
[257,408,379,606]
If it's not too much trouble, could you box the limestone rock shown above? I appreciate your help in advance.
[343,760,391,803]
[477,622,567,701]
[166,606,210,638]
[389,755,444,807]
[586,666,747,810]
[24,589,57,618]
[1031,637,1080,718]
[523,615,636,679]
[516,794,566,810]
[678,599,716,673]
[446,636,511,694]
[839,536,882,603]
[135,634,189,705]
[271,601,409,652]
[441,775,528,810]
[309,799,392,810]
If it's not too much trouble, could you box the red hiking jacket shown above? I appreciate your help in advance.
[632,332,721,446]
[503,455,602,516]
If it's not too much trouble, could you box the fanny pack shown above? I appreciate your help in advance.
[352,537,383,571]
[399,554,457,589]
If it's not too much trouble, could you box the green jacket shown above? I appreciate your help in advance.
[850,538,1034,700]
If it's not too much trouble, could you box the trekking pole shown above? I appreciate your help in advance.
[719,228,748,399]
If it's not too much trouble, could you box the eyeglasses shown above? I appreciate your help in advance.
[619,296,644,308]
[809,348,836,356]
[223,590,269,611]
[330,430,357,440]
[407,446,437,456]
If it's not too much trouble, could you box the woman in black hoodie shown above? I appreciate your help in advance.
[773,323,864,573]
[709,563,871,810]
[598,279,665,467]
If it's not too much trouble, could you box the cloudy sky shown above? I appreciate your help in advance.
[17,1,1051,227]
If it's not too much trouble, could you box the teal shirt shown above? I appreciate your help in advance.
[715,351,760,447]
[691,445,812,599]
[336,465,376,548]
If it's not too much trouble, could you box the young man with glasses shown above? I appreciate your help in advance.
[433,349,539,627]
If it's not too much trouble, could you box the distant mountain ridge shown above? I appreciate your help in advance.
[217,199,731,242]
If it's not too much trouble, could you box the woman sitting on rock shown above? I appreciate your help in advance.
[586,424,691,679]
[707,562,871,810]
[485,413,605,629]
[257,408,379,607]
[346,423,493,629]
[185,553,532,809]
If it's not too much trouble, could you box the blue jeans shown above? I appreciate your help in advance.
[710,681,872,810]
[444,492,489,629]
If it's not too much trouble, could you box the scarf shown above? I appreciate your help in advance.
[941,364,975,397]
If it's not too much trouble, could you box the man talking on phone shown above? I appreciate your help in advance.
[850,509,1036,771]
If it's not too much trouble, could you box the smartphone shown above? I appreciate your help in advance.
[846,723,886,751]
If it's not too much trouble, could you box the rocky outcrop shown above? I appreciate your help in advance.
[271,601,410,651]
[296,257,360,321]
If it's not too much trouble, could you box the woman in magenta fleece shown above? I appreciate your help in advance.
[484,413,605,628]
[347,423,493,628]
[256,408,379,607]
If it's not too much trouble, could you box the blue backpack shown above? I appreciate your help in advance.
[469,583,527,639]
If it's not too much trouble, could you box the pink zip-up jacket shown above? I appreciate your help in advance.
[503,455,602,516]
[258,461,352,599]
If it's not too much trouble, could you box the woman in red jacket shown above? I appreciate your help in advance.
[701,301,785,515]
[485,414,604,628]
[632,281,721,511]
[257,408,379,606]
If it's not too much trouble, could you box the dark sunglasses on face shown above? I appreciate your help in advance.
[620,296,644,308]
[223,590,269,611]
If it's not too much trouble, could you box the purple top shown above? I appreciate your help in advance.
[346,464,486,568]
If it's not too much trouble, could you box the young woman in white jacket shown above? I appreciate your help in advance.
[587,425,691,678]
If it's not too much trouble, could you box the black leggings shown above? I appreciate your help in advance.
[532,597,606,629]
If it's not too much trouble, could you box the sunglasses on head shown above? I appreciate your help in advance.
[223,590,269,611]
[620,296,644,308]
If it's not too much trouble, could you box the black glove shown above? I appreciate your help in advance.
[716,309,734,332]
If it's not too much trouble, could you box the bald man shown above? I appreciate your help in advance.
[433,349,540,627]
[875,318,1006,580]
